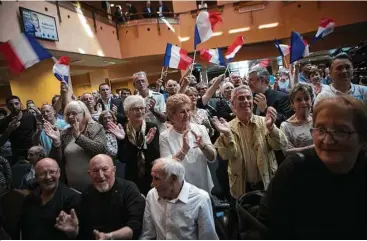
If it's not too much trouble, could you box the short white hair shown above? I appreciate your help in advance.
[123,95,146,113]
[64,100,92,123]
[248,66,270,84]
[154,157,185,183]
[231,85,252,102]
[220,81,234,96]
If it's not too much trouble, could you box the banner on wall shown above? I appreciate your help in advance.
[19,7,59,41]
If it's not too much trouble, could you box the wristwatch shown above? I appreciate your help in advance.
[106,233,113,240]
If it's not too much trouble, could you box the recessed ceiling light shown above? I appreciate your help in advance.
[228,27,250,34]
[258,22,279,29]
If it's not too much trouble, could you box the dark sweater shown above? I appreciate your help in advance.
[78,178,145,240]
[258,148,367,239]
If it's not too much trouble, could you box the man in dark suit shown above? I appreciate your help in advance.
[143,1,154,18]
[125,2,138,20]
[97,83,126,125]
[248,66,294,165]
[156,1,170,17]
[248,66,293,127]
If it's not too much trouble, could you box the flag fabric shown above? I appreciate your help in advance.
[200,48,226,66]
[315,18,335,40]
[0,33,52,74]
[163,43,193,70]
[194,11,222,49]
[275,40,290,57]
[53,56,70,85]
[225,36,244,61]
[290,31,310,64]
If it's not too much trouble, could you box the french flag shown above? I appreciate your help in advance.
[290,31,310,64]
[194,11,222,49]
[200,48,226,66]
[0,33,52,74]
[225,36,244,61]
[275,40,290,57]
[314,18,335,40]
[163,43,193,70]
[53,56,70,85]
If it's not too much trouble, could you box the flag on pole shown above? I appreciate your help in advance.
[314,18,335,40]
[163,43,193,70]
[275,40,290,57]
[290,31,310,64]
[0,33,52,74]
[53,56,70,85]
[200,48,226,66]
[194,11,222,49]
[225,36,244,61]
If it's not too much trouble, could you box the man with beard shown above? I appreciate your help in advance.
[55,154,145,240]
[19,158,81,239]
[0,96,37,163]
[32,104,68,155]
[314,53,367,105]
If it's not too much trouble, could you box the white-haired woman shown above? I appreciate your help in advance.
[215,81,235,121]
[160,94,216,193]
[116,95,159,195]
[44,100,107,192]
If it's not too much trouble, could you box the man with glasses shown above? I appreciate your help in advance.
[19,158,81,239]
[314,53,367,106]
[54,154,145,240]
[133,72,167,131]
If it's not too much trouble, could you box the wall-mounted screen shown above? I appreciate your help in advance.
[19,7,59,41]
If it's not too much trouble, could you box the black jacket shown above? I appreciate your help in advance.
[97,98,126,125]
[254,88,294,127]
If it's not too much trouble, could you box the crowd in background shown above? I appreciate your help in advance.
[0,52,367,239]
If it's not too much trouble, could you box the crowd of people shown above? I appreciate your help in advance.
[0,52,367,239]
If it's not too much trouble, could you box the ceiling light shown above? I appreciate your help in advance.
[212,31,223,37]
[258,22,279,29]
[179,36,190,42]
[110,4,114,7]
[228,27,250,34]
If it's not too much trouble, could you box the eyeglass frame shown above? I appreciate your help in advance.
[310,127,358,141]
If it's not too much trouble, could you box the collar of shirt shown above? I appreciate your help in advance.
[237,114,257,127]
[154,181,190,204]
[330,83,355,95]
[102,96,112,105]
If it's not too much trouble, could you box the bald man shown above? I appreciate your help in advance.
[19,158,81,240]
[55,154,145,240]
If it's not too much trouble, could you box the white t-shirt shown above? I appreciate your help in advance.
[159,123,214,193]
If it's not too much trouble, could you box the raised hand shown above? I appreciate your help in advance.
[44,120,61,142]
[111,104,118,115]
[96,103,103,113]
[254,93,268,113]
[7,117,21,133]
[182,130,190,153]
[212,116,231,135]
[72,119,81,139]
[191,130,204,149]
[107,122,125,140]
[55,209,79,237]
[265,106,277,131]
[147,98,156,111]
[146,127,157,144]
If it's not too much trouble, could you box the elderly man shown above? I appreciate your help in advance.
[248,66,293,127]
[314,53,367,105]
[230,72,243,87]
[213,85,287,199]
[81,93,101,121]
[133,71,167,131]
[97,83,126,124]
[55,154,145,239]
[164,79,179,101]
[19,158,81,239]
[32,104,68,155]
[141,158,218,240]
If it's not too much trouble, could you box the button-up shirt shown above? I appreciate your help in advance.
[314,82,367,106]
[144,90,166,132]
[141,181,218,240]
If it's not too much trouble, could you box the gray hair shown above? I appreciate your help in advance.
[29,145,47,160]
[64,100,92,124]
[231,85,252,102]
[132,71,147,81]
[249,66,270,84]
[123,95,146,113]
[154,157,185,183]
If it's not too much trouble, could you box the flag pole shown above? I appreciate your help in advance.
[190,50,197,75]
[283,57,289,69]
[223,64,230,77]
[160,66,165,79]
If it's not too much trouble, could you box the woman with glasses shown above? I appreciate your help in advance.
[258,95,367,239]
[44,101,107,192]
[280,84,314,157]
[160,94,216,193]
[117,95,159,196]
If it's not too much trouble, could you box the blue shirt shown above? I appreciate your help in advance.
[40,119,69,155]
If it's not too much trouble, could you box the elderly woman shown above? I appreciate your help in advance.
[280,84,314,156]
[216,81,235,121]
[98,110,125,158]
[160,94,216,193]
[117,95,159,195]
[44,100,107,192]
[185,87,214,136]
[258,95,367,239]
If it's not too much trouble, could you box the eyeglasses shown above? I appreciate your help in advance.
[310,127,357,141]
[37,169,58,178]
[131,107,145,113]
